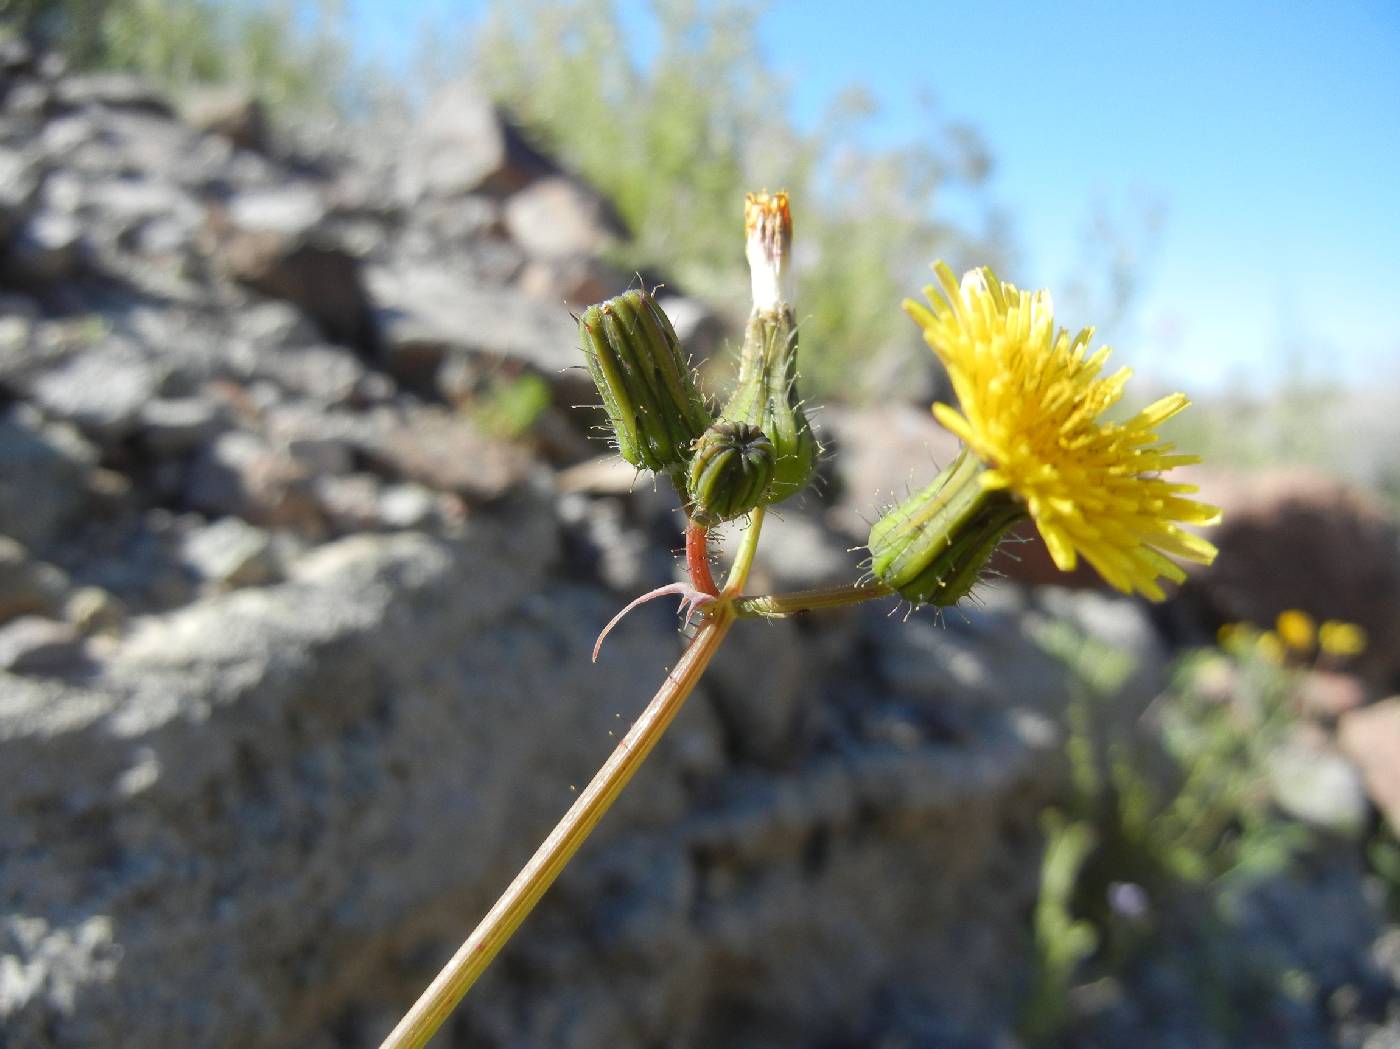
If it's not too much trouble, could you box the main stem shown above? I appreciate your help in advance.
[379,513,767,1049]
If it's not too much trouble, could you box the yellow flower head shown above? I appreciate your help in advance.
[1276,609,1316,651]
[905,262,1220,600]
[1319,619,1368,657]
[1255,630,1286,665]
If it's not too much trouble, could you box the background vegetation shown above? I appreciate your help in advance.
[2,0,1016,400]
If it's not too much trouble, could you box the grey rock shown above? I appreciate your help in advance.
[705,615,807,763]
[717,505,860,592]
[1025,584,1170,708]
[657,293,726,366]
[0,312,33,384]
[377,483,437,529]
[0,535,69,624]
[0,291,39,322]
[237,298,322,348]
[180,517,280,589]
[0,405,97,550]
[184,431,324,534]
[286,433,355,476]
[256,343,372,405]
[368,262,583,379]
[0,35,34,75]
[1268,730,1369,837]
[30,337,161,441]
[4,209,82,283]
[555,492,661,593]
[2,78,50,119]
[85,176,202,235]
[0,615,83,674]
[0,146,41,238]
[313,472,386,532]
[870,597,1073,716]
[822,402,963,534]
[410,194,501,243]
[228,184,327,238]
[138,397,227,455]
[52,74,173,116]
[398,82,554,199]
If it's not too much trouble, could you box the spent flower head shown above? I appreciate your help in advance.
[744,190,794,311]
[904,262,1220,600]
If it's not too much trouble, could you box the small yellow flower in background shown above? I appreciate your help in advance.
[1255,630,1286,665]
[1217,622,1245,652]
[904,263,1220,600]
[1276,609,1316,652]
[1319,620,1368,657]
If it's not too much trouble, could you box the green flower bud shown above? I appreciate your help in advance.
[720,305,817,505]
[868,449,1027,605]
[718,192,817,507]
[686,421,775,526]
[579,290,712,474]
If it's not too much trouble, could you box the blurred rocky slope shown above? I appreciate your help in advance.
[2,41,1400,1049]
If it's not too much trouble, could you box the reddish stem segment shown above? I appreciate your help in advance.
[685,521,719,596]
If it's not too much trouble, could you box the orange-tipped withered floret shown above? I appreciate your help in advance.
[721,191,816,506]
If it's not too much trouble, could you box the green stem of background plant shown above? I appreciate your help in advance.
[378,513,768,1049]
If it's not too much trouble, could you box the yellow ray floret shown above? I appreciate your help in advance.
[904,262,1220,600]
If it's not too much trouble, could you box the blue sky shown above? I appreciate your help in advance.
[348,0,1400,392]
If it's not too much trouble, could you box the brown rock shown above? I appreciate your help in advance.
[222,230,377,352]
[504,176,627,260]
[181,87,269,153]
[359,405,532,503]
[1183,468,1400,683]
[516,254,627,310]
[987,520,1107,590]
[1300,669,1368,720]
[1338,698,1400,834]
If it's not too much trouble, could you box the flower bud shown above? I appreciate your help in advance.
[719,192,817,505]
[868,449,1026,605]
[579,289,712,474]
[686,421,775,526]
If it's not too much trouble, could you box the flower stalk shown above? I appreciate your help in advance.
[382,194,1222,1048]
[379,601,738,1049]
[733,579,894,619]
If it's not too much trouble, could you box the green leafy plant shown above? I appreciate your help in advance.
[1018,614,1355,1043]
[379,190,1220,1049]
[1020,811,1099,1045]
[470,373,553,440]
[470,0,1007,401]
[5,0,348,113]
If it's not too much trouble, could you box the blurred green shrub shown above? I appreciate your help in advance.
[471,0,1009,400]
[2,0,347,113]
[1021,620,1319,1043]
[1020,810,1099,1045]
[471,372,553,440]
